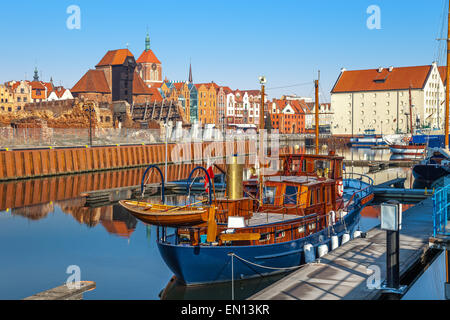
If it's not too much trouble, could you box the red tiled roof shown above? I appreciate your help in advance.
[28,81,46,90]
[273,99,306,114]
[241,90,261,96]
[132,72,163,102]
[289,100,307,114]
[136,49,161,64]
[96,49,134,67]
[172,82,186,90]
[331,65,434,93]
[195,82,219,90]
[148,87,163,102]
[222,86,233,94]
[438,66,447,86]
[132,72,152,95]
[8,82,21,92]
[43,82,53,98]
[51,86,68,98]
[71,70,111,93]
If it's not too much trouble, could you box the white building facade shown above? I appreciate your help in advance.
[330,63,446,135]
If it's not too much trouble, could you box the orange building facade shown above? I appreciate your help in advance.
[196,82,218,125]
[269,99,307,134]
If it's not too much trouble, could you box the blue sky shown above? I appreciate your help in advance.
[0,0,448,101]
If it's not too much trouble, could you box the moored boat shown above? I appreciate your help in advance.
[349,129,386,148]
[154,153,374,285]
[119,164,213,227]
[389,143,426,156]
[118,200,210,226]
[412,148,450,181]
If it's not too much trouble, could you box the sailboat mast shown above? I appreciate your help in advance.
[259,78,266,205]
[446,0,450,149]
[409,85,413,134]
[315,75,320,154]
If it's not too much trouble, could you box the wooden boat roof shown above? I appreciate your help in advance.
[264,175,335,186]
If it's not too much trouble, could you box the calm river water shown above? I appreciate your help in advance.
[0,146,446,300]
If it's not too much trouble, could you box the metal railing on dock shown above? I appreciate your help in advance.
[432,185,450,237]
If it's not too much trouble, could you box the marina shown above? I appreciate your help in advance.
[3,0,450,308]
[0,142,448,301]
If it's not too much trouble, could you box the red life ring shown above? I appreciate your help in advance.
[402,136,412,143]
[337,180,344,197]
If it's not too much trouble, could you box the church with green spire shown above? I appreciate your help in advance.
[136,31,162,88]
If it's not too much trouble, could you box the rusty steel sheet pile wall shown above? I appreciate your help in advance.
[0,163,227,212]
[0,141,251,181]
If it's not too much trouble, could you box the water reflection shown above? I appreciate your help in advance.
[0,144,443,300]
[160,274,289,300]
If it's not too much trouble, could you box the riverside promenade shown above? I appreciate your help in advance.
[250,197,436,300]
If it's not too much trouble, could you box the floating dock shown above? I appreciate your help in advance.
[249,198,440,300]
[24,281,96,300]
[344,160,420,168]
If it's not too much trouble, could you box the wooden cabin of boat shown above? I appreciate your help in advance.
[170,153,351,247]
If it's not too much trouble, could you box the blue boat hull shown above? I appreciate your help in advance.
[157,206,362,285]
[411,134,448,148]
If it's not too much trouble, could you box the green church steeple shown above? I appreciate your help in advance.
[145,32,150,52]
[33,67,39,82]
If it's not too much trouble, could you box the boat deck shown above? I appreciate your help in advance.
[246,212,302,227]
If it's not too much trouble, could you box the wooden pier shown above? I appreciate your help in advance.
[24,281,96,300]
[249,198,438,300]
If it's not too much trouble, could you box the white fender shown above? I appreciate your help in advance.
[318,244,329,257]
[304,244,315,263]
[342,233,350,245]
[331,235,339,250]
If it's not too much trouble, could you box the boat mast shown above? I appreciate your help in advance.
[259,76,266,205]
[409,84,414,135]
[315,72,320,154]
[446,0,450,149]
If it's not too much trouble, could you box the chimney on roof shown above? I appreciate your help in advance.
[378,67,383,73]
[388,66,394,72]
